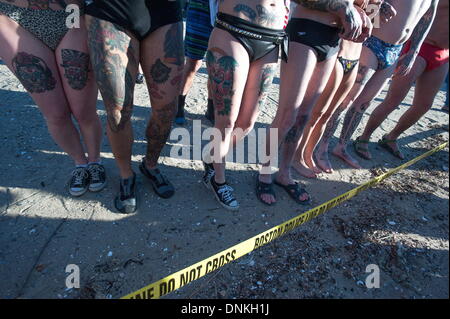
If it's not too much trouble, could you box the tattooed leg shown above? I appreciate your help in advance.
[57,21,103,163]
[234,55,277,141]
[12,52,57,93]
[205,28,250,184]
[86,16,139,178]
[140,22,184,169]
[0,14,89,165]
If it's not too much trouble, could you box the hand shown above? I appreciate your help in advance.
[354,0,370,10]
[353,5,373,42]
[379,1,397,23]
[394,51,416,78]
[338,3,364,41]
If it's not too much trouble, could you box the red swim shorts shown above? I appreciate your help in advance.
[402,41,449,71]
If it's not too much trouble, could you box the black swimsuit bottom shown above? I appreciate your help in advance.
[215,12,288,63]
[287,18,341,62]
[85,0,182,40]
[337,57,359,75]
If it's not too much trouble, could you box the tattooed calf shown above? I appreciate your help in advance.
[12,52,56,94]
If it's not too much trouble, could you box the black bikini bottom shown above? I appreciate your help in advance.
[85,0,183,40]
[338,57,359,75]
[215,12,288,63]
[287,18,341,63]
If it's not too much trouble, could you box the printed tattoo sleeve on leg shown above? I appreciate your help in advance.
[339,102,369,144]
[284,113,309,144]
[87,19,136,132]
[145,101,177,167]
[12,52,57,94]
[60,49,90,90]
[321,106,345,144]
[164,23,184,67]
[257,65,275,109]
[206,50,239,117]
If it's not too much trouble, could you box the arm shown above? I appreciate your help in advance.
[294,0,363,41]
[395,0,439,77]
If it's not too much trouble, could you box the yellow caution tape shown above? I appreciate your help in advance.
[121,142,448,299]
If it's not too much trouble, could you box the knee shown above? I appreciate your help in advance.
[234,118,255,136]
[72,107,99,126]
[44,110,72,126]
[106,108,132,132]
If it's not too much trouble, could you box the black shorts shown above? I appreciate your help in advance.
[85,0,183,40]
[287,18,341,62]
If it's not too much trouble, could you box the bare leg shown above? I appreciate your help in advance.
[294,61,343,176]
[386,62,449,150]
[207,29,250,184]
[234,50,278,140]
[285,54,338,179]
[181,57,203,96]
[86,16,140,179]
[140,22,184,169]
[315,62,359,173]
[258,42,317,204]
[359,56,427,143]
[0,15,88,166]
[332,46,381,168]
[56,20,102,164]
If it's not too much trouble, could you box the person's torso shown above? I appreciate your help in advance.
[372,0,433,45]
[425,0,449,49]
[218,0,289,30]
[340,39,363,60]
[292,3,341,28]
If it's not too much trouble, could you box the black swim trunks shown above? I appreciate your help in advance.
[215,13,288,63]
[85,0,183,40]
[287,18,341,63]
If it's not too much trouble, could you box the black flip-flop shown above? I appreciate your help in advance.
[139,160,175,199]
[256,175,276,206]
[378,136,405,160]
[274,181,311,206]
[353,137,372,160]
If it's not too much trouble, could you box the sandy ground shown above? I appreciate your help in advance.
[0,58,448,299]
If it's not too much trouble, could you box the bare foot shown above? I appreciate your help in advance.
[314,151,333,174]
[303,153,323,174]
[332,145,362,169]
[292,160,318,179]
[258,174,276,205]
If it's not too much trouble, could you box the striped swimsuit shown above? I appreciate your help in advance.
[185,0,214,60]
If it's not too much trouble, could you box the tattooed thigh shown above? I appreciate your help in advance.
[60,49,90,90]
[355,65,375,86]
[12,52,57,94]
[206,49,239,117]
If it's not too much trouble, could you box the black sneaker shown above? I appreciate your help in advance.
[136,73,144,84]
[210,177,239,211]
[87,163,106,192]
[202,161,215,188]
[139,160,175,199]
[114,173,137,214]
[69,167,90,197]
[175,95,186,125]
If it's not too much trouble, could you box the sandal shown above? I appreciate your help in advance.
[274,180,311,206]
[378,136,405,160]
[256,175,277,206]
[353,137,372,160]
[139,159,175,199]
